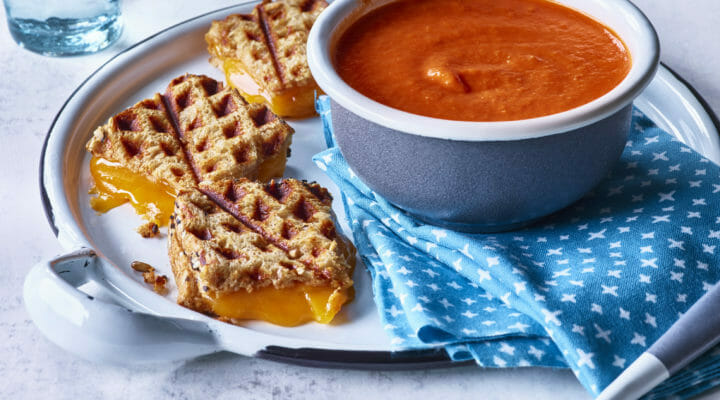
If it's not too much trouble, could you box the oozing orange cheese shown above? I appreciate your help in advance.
[257,150,292,183]
[222,59,321,119]
[212,285,354,326]
[89,157,176,226]
[89,147,287,226]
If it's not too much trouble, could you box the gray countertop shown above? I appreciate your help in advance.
[1,0,718,398]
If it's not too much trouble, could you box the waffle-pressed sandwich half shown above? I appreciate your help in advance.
[86,74,293,232]
[205,0,328,118]
[169,178,356,326]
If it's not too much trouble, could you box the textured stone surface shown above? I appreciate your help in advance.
[1,1,718,399]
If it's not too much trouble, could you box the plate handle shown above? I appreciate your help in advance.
[24,248,221,364]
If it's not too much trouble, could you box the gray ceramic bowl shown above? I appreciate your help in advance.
[307,0,659,232]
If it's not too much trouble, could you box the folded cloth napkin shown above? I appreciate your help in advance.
[313,96,720,399]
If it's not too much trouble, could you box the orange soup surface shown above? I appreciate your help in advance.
[334,0,631,121]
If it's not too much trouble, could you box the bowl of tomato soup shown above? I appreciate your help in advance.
[308,0,659,231]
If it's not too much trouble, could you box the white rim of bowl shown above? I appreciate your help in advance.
[307,0,660,142]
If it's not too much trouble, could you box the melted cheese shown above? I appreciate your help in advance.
[257,151,290,183]
[89,157,175,226]
[89,150,285,225]
[212,285,353,326]
[223,59,320,119]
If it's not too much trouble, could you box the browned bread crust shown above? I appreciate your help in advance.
[164,74,293,184]
[169,180,355,310]
[86,74,294,196]
[86,94,195,193]
[205,0,328,95]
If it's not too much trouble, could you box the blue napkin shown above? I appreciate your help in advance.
[313,96,720,399]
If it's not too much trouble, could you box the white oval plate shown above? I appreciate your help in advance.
[38,2,720,367]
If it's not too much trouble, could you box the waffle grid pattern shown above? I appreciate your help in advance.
[86,74,293,194]
[205,0,328,93]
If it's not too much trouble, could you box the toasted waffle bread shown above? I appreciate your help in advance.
[205,0,328,118]
[165,74,293,185]
[86,74,294,228]
[169,179,355,326]
[86,94,195,193]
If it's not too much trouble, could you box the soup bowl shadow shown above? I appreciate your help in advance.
[308,0,659,232]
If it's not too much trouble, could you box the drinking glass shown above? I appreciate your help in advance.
[3,0,123,56]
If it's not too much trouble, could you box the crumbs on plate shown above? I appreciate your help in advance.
[131,261,168,295]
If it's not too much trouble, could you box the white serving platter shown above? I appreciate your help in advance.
[28,2,720,367]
